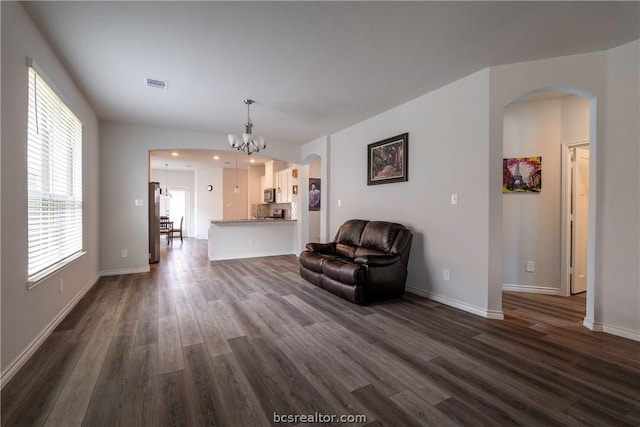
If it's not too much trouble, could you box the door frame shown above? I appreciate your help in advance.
[560,140,589,297]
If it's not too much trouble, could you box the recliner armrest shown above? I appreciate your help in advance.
[306,242,337,254]
[353,254,400,267]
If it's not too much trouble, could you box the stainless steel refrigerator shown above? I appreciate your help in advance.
[149,182,160,263]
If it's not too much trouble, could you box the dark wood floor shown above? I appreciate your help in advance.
[2,238,639,426]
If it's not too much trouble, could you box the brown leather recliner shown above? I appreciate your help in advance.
[299,219,413,304]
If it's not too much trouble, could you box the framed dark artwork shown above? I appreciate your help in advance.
[309,178,321,211]
[503,156,542,193]
[367,133,409,185]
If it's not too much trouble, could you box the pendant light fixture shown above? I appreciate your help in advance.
[227,99,266,156]
[233,153,240,193]
[162,163,172,198]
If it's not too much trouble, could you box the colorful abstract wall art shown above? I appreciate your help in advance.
[503,157,542,193]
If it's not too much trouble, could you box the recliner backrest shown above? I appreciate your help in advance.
[332,219,412,260]
[334,219,368,245]
[333,219,368,258]
[359,221,406,253]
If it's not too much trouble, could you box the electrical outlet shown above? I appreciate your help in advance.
[248,239,253,246]
[121,249,128,258]
[443,268,450,281]
[59,279,63,293]
[338,199,342,207]
[526,261,535,272]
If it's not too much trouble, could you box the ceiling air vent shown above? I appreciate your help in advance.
[145,77,168,90]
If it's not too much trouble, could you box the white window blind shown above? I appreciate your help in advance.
[27,63,83,283]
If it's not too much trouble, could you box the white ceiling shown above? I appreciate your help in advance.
[150,148,272,171]
[23,1,639,159]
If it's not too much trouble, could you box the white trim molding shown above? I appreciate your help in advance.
[1,274,100,389]
[406,286,504,320]
[583,319,640,342]
[502,284,562,295]
[100,266,150,276]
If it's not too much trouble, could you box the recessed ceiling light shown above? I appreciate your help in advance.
[250,159,255,163]
[171,152,179,157]
[213,155,220,160]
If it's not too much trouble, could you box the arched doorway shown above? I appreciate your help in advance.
[501,87,597,328]
[298,154,323,253]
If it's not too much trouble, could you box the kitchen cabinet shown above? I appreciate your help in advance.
[276,168,293,203]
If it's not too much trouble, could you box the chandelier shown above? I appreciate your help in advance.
[227,99,266,155]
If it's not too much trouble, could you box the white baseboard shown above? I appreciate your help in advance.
[502,284,562,295]
[100,266,150,276]
[1,274,100,389]
[406,285,504,320]
[584,319,640,342]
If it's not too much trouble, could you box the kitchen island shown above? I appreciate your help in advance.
[208,219,297,261]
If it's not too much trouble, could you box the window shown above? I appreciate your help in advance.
[27,60,83,286]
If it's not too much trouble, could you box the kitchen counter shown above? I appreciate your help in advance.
[210,218,297,224]
[208,219,296,261]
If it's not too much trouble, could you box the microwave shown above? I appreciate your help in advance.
[264,188,276,203]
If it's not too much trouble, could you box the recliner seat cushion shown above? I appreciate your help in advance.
[322,258,365,286]
[335,243,357,258]
[299,251,333,273]
[353,246,386,258]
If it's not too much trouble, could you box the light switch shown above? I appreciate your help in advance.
[451,194,458,205]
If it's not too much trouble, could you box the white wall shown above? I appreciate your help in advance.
[322,40,640,338]
[222,168,249,220]
[598,40,639,337]
[329,69,494,317]
[489,41,639,339]
[562,96,591,143]
[100,121,300,273]
[1,2,100,378]
[502,96,589,293]
[194,168,223,239]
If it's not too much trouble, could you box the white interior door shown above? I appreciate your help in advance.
[571,146,589,294]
